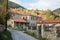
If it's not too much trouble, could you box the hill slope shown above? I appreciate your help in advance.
[9,1,25,9]
[53,8,60,14]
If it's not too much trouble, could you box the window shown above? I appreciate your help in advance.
[31,17,33,20]
[56,27,60,37]
[56,30,60,37]
[44,25,53,32]
[57,33,60,37]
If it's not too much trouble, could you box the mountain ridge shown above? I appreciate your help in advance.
[9,1,25,9]
[53,8,60,14]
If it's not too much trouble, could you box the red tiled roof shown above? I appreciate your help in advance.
[12,18,26,23]
[36,20,60,24]
[43,20,60,23]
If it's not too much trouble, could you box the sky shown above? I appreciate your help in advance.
[10,0,60,10]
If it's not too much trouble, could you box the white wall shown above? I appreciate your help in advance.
[7,19,14,28]
[26,16,37,26]
[12,13,22,19]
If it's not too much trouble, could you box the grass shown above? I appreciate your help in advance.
[0,30,12,40]
[24,31,47,40]
[24,31,36,38]
[12,28,27,31]
[38,35,47,40]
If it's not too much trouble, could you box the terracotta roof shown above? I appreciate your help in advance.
[43,20,60,23]
[36,20,60,24]
[12,18,26,23]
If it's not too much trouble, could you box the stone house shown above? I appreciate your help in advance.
[7,11,41,29]
[37,20,60,40]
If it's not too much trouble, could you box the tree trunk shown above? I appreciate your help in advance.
[5,0,8,31]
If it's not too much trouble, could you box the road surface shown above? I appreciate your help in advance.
[9,29,37,40]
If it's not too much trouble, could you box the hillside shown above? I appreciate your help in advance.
[53,8,60,14]
[9,1,25,9]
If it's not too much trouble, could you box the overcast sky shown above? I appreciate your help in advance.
[10,0,60,10]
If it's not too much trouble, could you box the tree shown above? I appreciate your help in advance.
[0,0,11,31]
[0,0,6,25]
[46,9,55,20]
[0,14,5,24]
[52,12,60,19]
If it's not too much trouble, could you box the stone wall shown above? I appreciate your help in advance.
[42,23,60,40]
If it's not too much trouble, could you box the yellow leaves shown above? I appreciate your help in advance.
[9,8,38,16]
[50,15,55,19]
[45,9,55,20]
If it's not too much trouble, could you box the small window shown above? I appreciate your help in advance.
[31,17,33,20]
[57,30,60,37]
[56,27,60,37]
[44,26,53,32]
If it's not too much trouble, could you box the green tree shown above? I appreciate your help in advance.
[46,9,55,20]
[0,0,11,30]
[0,0,6,25]
[52,12,60,19]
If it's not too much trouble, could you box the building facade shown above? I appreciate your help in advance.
[7,10,41,29]
[37,20,60,40]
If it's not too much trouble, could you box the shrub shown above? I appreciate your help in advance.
[30,32,36,37]
[38,35,47,40]
[13,28,27,31]
[7,25,12,28]
[38,35,42,40]
[0,30,12,40]
[24,31,36,38]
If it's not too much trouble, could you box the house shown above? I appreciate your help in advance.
[7,8,42,29]
[22,13,41,27]
[7,11,27,29]
[37,20,60,40]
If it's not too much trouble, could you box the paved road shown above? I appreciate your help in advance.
[9,29,37,40]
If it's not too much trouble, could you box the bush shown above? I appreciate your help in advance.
[0,30,12,40]
[24,31,36,38]
[30,32,36,37]
[38,35,42,40]
[38,35,47,40]
[13,28,27,31]
[7,25,12,28]
[42,38,47,40]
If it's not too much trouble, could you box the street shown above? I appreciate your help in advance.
[9,29,37,40]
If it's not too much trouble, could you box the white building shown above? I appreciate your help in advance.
[7,11,41,29]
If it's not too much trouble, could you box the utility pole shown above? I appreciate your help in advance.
[5,0,8,30]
